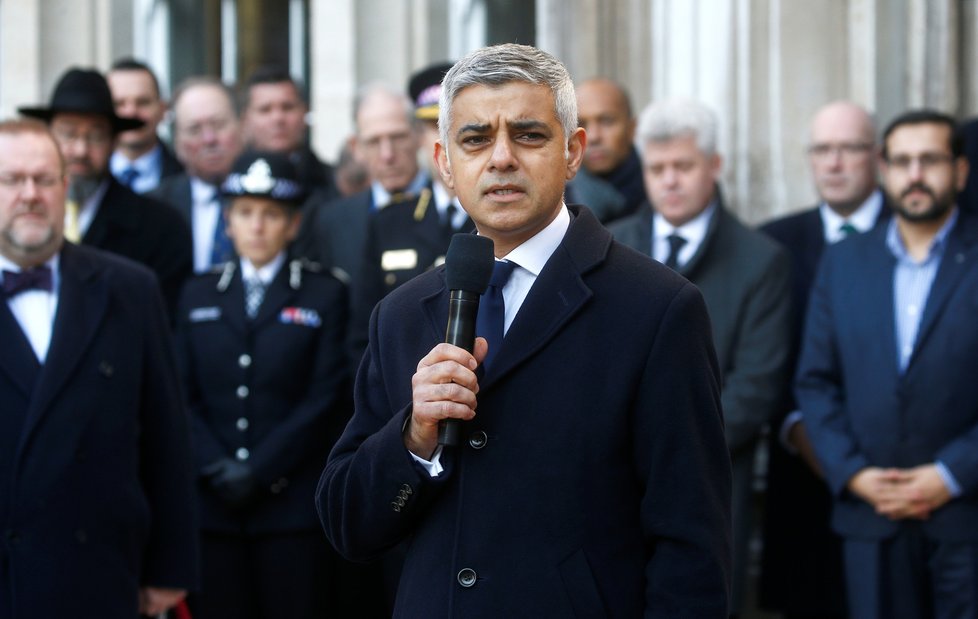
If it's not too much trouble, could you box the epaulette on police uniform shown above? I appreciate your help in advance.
[216,261,236,292]
[413,188,432,222]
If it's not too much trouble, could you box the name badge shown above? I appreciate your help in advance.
[381,249,418,271]
[279,307,322,328]
[188,306,221,322]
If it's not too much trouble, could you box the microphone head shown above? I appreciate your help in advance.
[445,233,494,293]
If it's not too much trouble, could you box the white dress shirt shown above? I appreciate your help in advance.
[651,201,717,268]
[110,145,164,194]
[240,252,286,288]
[190,177,222,273]
[819,189,883,244]
[371,172,429,210]
[1,253,60,363]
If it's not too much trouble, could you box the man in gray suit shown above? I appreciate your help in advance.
[608,98,792,618]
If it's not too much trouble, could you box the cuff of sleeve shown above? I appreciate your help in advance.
[778,410,805,454]
[409,446,444,477]
[936,461,963,498]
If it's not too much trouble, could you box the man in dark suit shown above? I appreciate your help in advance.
[0,118,197,617]
[239,66,339,263]
[19,67,193,316]
[107,58,184,193]
[175,151,354,618]
[151,77,244,274]
[318,43,731,617]
[608,98,791,618]
[349,63,472,365]
[758,100,886,619]
[312,83,429,284]
[797,110,978,618]
[566,77,646,223]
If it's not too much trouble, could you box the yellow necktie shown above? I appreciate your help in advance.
[64,199,81,243]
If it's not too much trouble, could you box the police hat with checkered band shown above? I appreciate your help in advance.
[221,150,306,207]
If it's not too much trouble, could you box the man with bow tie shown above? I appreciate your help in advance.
[0,118,197,617]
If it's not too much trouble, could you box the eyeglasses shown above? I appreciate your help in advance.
[51,127,112,148]
[807,142,875,159]
[884,152,954,173]
[178,117,233,139]
[0,173,63,190]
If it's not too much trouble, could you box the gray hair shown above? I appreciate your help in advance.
[635,98,718,156]
[352,82,415,133]
[438,43,577,147]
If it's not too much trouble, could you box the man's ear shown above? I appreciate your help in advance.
[434,141,455,190]
[565,127,587,180]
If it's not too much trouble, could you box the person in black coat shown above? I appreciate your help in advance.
[19,67,193,317]
[175,151,353,618]
[0,118,197,618]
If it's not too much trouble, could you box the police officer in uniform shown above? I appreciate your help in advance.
[174,151,350,618]
[349,63,472,366]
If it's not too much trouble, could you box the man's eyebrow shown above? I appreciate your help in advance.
[508,119,549,132]
[456,123,490,137]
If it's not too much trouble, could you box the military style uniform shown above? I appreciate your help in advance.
[349,188,472,365]
[175,256,351,617]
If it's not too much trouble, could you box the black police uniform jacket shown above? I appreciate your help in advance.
[175,257,350,533]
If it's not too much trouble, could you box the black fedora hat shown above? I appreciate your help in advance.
[19,67,144,133]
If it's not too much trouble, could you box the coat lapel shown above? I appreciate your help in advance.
[0,301,41,397]
[217,262,248,336]
[908,213,978,368]
[22,243,108,441]
[251,261,298,328]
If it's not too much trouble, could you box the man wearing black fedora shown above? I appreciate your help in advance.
[20,67,193,317]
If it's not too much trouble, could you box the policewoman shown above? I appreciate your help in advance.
[174,151,350,618]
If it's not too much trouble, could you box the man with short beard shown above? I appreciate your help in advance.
[0,117,197,619]
[797,109,978,617]
[19,67,193,316]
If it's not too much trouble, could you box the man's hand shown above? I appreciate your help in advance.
[897,464,952,519]
[405,339,488,459]
[786,420,824,478]
[139,587,186,616]
[847,464,952,520]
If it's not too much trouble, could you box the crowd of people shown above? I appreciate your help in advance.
[1,41,977,618]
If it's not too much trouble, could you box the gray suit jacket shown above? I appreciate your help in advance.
[608,195,792,456]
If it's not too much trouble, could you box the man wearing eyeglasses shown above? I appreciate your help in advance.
[758,100,889,619]
[0,117,197,619]
[796,109,978,618]
[19,67,193,318]
[151,77,245,275]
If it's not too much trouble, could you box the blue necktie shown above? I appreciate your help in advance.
[2,266,53,298]
[209,196,233,267]
[118,167,139,189]
[664,233,687,271]
[476,260,517,369]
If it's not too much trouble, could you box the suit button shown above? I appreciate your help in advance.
[236,385,249,399]
[235,447,250,461]
[457,568,477,588]
[384,273,397,286]
[238,354,252,368]
[468,431,488,449]
[236,417,249,431]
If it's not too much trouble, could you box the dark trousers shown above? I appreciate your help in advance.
[844,523,978,619]
[190,530,335,619]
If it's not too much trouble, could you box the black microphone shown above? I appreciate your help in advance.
[439,233,494,446]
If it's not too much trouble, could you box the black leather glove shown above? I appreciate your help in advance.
[201,458,257,508]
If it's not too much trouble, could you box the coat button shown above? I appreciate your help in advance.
[468,431,488,449]
[235,447,250,461]
[236,385,249,399]
[457,568,477,588]
[236,417,249,431]
[238,354,252,368]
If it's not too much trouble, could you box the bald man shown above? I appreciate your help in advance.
[759,100,889,619]
[566,78,646,223]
